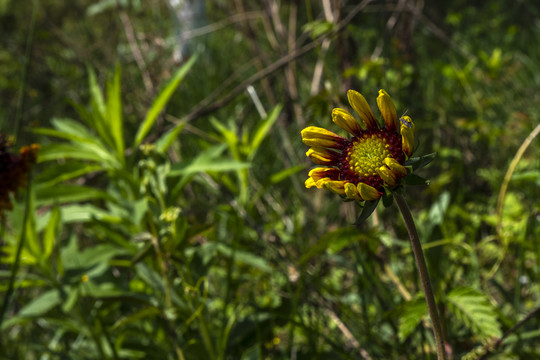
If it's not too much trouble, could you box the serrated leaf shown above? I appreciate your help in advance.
[398,297,427,342]
[447,287,501,340]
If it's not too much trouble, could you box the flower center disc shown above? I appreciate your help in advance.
[346,133,391,178]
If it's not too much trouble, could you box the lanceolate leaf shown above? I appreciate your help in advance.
[134,54,197,147]
[447,287,502,340]
[107,64,124,162]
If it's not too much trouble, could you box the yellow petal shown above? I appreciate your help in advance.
[301,126,345,148]
[344,182,362,201]
[323,180,347,195]
[357,183,382,201]
[315,177,332,189]
[377,89,398,132]
[305,177,317,188]
[347,90,378,129]
[377,166,397,187]
[306,147,338,165]
[384,157,407,177]
[332,108,363,136]
[400,116,415,157]
[308,167,340,181]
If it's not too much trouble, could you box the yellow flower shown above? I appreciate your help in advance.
[301,89,415,201]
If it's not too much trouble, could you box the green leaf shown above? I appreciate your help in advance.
[42,206,60,260]
[298,227,375,265]
[36,163,103,187]
[355,199,380,225]
[269,165,306,184]
[17,290,61,318]
[214,243,272,273]
[247,104,282,160]
[107,64,124,162]
[59,204,117,223]
[37,143,120,169]
[398,296,427,342]
[170,158,251,176]
[382,192,394,207]
[404,173,430,186]
[35,184,110,205]
[405,152,437,171]
[155,122,186,154]
[447,287,502,340]
[134,54,197,147]
[87,66,114,148]
[168,144,251,177]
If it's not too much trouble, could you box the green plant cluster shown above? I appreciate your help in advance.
[1,1,539,359]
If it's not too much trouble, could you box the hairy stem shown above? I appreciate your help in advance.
[394,193,446,360]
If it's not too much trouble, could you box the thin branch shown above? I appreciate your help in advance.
[477,306,540,360]
[167,0,374,129]
[118,8,154,94]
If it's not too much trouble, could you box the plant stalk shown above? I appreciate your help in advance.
[394,193,446,360]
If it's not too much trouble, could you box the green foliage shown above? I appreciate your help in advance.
[447,287,501,341]
[1,1,539,359]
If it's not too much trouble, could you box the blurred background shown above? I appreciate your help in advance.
[0,0,539,359]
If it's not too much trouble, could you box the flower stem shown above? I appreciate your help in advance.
[394,193,446,360]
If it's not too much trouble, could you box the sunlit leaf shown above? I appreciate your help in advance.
[134,54,197,147]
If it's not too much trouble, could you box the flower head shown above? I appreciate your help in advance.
[0,134,39,215]
[301,89,415,201]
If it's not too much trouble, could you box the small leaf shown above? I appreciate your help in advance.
[382,192,394,207]
[355,199,380,225]
[405,152,437,171]
[404,173,430,186]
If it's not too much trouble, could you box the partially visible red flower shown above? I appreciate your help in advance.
[0,134,39,215]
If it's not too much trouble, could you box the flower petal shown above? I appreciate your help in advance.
[308,167,340,181]
[358,182,382,201]
[305,177,317,188]
[377,166,397,187]
[306,147,339,165]
[323,180,347,195]
[344,182,362,201]
[332,108,363,136]
[384,157,407,177]
[301,126,345,148]
[347,90,378,129]
[400,116,415,157]
[377,89,398,132]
